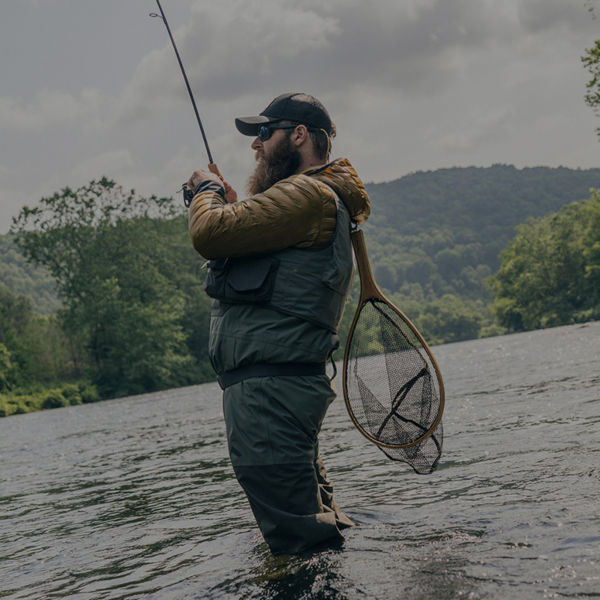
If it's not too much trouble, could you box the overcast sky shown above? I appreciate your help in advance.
[1,0,598,233]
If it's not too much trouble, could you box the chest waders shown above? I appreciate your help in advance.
[206,190,355,554]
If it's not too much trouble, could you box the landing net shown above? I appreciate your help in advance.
[344,298,443,474]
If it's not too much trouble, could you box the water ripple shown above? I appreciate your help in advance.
[1,323,600,598]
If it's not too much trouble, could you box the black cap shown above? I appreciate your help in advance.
[235,93,333,136]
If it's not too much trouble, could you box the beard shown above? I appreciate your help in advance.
[246,134,301,196]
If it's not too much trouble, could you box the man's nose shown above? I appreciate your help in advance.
[251,137,262,150]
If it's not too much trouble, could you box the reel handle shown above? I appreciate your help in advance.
[182,163,238,207]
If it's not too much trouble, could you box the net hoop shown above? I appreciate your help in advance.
[342,299,445,449]
[342,228,445,450]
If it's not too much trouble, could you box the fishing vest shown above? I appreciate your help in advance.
[204,193,353,334]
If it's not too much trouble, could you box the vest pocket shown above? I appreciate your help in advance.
[205,256,280,304]
[320,249,350,295]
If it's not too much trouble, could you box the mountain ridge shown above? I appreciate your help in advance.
[2,164,600,319]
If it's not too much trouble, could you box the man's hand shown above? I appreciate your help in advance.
[187,168,238,204]
[187,169,221,190]
[222,180,238,204]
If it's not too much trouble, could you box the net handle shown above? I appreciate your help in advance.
[351,228,382,301]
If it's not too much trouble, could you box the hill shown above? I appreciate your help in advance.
[2,164,599,343]
[0,234,60,315]
[362,164,600,304]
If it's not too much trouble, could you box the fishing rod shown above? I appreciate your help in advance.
[150,0,224,205]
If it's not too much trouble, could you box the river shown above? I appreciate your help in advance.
[1,321,599,599]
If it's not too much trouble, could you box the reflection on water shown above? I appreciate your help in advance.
[1,322,599,599]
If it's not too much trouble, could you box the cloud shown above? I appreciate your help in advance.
[72,149,135,182]
[115,0,595,130]
[115,0,341,125]
[0,88,103,132]
[1,0,598,234]
[432,109,514,153]
[517,0,594,33]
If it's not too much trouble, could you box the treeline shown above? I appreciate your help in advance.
[360,164,600,342]
[0,234,60,315]
[2,166,599,415]
[0,283,88,410]
[488,190,600,330]
[1,179,213,416]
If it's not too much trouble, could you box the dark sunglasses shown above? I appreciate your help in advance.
[258,123,298,142]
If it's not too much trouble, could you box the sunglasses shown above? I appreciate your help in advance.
[257,123,298,142]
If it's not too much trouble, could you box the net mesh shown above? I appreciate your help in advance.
[344,298,443,474]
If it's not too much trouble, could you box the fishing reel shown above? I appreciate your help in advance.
[180,184,195,208]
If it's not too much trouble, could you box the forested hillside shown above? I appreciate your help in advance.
[357,164,600,342]
[488,190,600,331]
[0,235,60,315]
[364,164,600,299]
[2,166,599,415]
[3,165,600,345]
[4,165,598,317]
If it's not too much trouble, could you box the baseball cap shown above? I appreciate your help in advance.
[235,93,333,136]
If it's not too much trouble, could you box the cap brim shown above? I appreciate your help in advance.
[235,115,272,136]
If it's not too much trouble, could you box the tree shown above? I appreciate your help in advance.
[1,283,36,388]
[416,294,484,344]
[0,342,14,392]
[487,194,599,331]
[0,234,60,314]
[11,179,203,397]
[582,39,600,138]
[0,283,70,387]
[582,190,600,304]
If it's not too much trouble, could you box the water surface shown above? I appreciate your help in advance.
[1,322,599,599]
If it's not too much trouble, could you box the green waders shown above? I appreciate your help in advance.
[223,374,354,555]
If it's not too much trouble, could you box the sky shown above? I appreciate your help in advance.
[1,0,599,233]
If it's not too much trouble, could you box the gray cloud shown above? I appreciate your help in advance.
[0,89,103,133]
[138,0,507,101]
[118,0,595,121]
[517,0,593,33]
[0,0,598,233]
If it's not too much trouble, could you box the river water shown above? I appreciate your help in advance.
[1,322,599,599]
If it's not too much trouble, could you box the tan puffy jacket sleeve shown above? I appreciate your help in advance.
[189,174,337,259]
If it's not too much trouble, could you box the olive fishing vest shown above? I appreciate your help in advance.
[204,194,353,334]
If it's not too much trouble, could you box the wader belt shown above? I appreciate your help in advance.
[217,362,326,390]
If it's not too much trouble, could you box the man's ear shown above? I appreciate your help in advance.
[292,124,308,146]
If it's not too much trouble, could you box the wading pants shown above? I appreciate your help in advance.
[223,374,354,555]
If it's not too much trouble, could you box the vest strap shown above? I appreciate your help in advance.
[217,362,326,390]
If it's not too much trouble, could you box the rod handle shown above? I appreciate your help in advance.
[207,162,221,178]
[208,163,238,203]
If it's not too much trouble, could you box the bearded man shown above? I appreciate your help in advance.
[187,93,370,555]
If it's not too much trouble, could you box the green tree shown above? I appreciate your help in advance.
[488,195,599,331]
[0,343,13,391]
[416,294,484,345]
[11,178,203,397]
[1,283,37,388]
[582,190,600,308]
[0,283,70,387]
[0,234,60,314]
[582,39,600,138]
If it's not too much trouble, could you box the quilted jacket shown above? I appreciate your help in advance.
[189,157,370,258]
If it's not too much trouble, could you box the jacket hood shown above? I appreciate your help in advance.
[304,158,370,224]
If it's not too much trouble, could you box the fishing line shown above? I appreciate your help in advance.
[151,0,227,205]
[150,0,213,164]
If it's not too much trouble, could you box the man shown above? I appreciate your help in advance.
[187,92,370,554]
